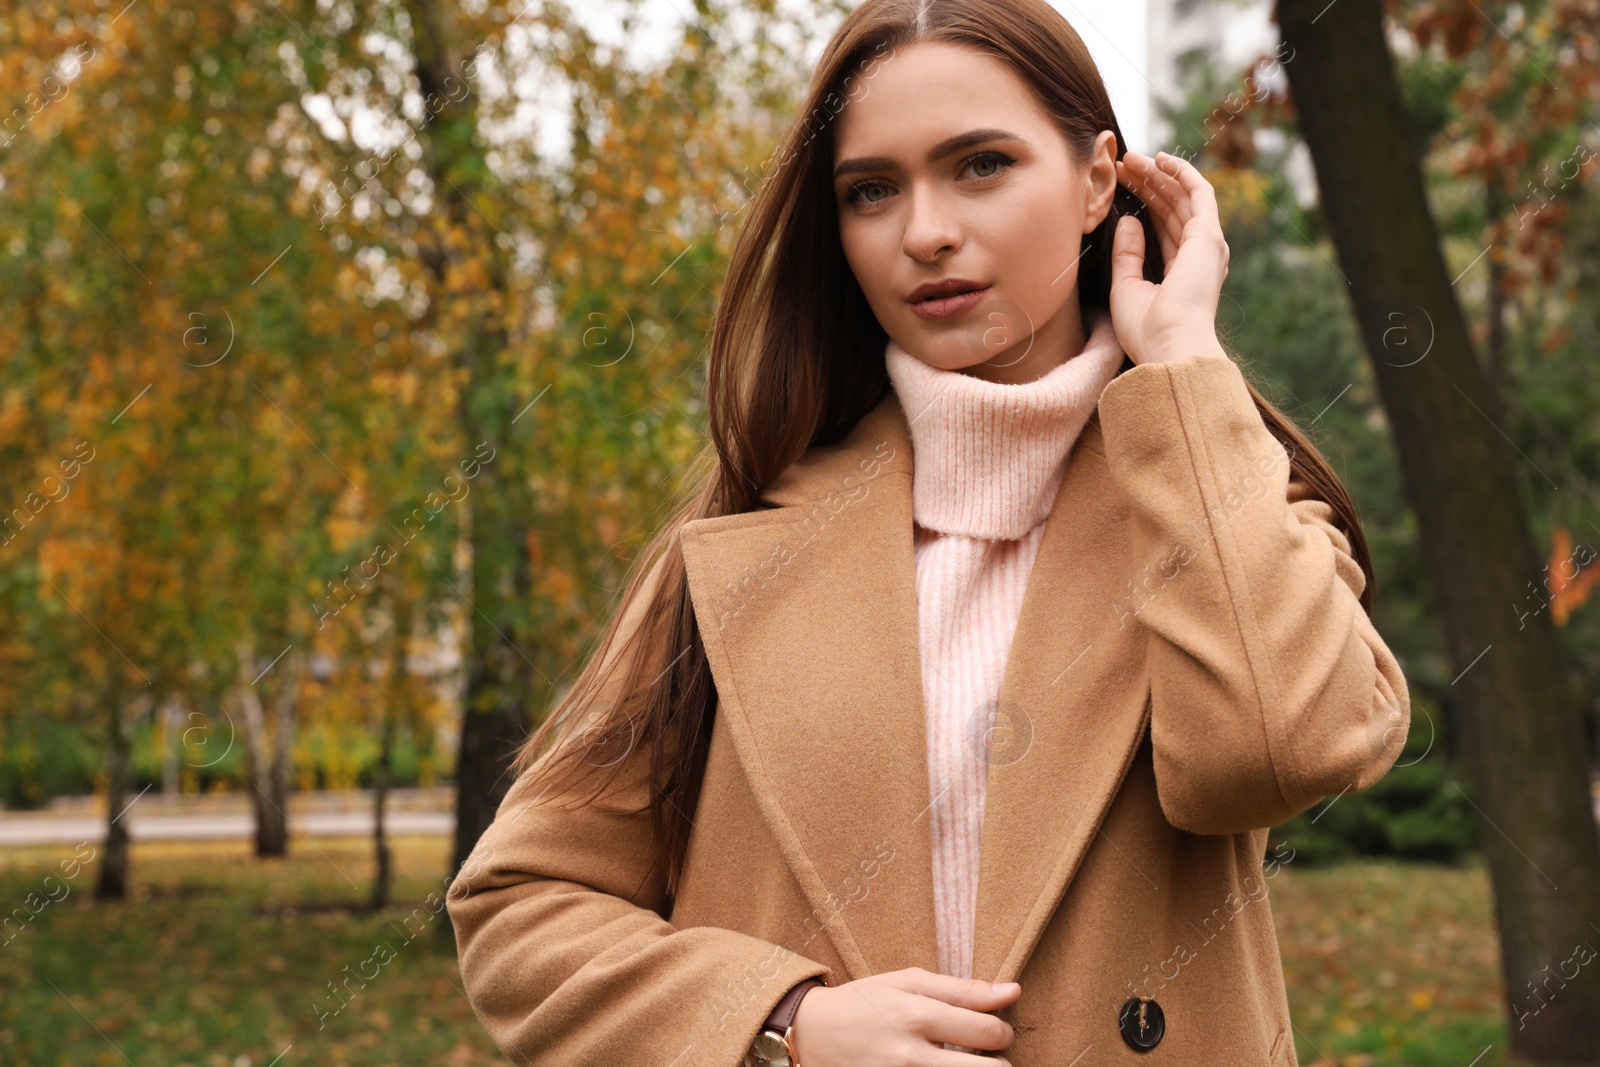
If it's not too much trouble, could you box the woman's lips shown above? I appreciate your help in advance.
[909,285,992,321]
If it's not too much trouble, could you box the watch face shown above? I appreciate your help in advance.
[745,1029,793,1066]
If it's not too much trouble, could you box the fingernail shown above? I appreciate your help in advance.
[992,982,1020,993]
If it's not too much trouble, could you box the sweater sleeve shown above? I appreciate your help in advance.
[445,548,834,1065]
[1095,353,1410,835]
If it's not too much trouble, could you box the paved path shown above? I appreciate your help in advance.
[0,809,452,847]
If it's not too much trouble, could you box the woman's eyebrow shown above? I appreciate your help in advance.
[833,127,1030,181]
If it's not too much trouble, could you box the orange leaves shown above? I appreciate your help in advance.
[524,527,543,570]
[1396,0,1599,307]
[1404,2,1488,58]
[1545,526,1598,627]
[541,567,577,615]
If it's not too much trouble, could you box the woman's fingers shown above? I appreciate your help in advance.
[915,1001,1016,1052]
[792,969,1025,1067]
[883,970,1018,1052]
[1117,151,1230,292]
[1123,150,1193,229]
[1110,213,1150,294]
[1152,150,1221,231]
[1145,152,1229,275]
[887,968,1021,1011]
[1118,150,1227,273]
[1114,163,1175,265]
[1115,153,1183,262]
[1126,190,1177,268]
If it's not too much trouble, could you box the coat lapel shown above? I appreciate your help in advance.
[679,380,1151,985]
[968,415,1154,984]
[679,392,938,981]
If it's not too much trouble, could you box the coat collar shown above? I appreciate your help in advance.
[679,382,1152,984]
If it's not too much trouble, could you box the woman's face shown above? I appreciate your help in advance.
[832,41,1119,385]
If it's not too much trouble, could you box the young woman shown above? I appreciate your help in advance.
[446,1,1411,1065]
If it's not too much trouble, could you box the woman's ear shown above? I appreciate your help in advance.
[1082,129,1121,233]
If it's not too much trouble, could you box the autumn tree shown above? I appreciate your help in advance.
[1276,0,1600,1058]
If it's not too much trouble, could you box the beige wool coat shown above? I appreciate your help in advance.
[447,352,1412,1066]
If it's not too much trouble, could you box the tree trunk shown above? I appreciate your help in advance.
[371,599,412,911]
[237,641,290,858]
[160,694,182,798]
[1483,175,1510,408]
[269,650,299,848]
[1276,0,1600,1059]
[95,674,130,901]
[370,712,393,913]
[403,0,536,881]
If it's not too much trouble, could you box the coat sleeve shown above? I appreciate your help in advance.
[1095,352,1411,836]
[445,547,834,1066]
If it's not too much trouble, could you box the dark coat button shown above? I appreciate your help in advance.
[1118,996,1165,1051]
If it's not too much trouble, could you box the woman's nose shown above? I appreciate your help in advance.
[901,185,964,262]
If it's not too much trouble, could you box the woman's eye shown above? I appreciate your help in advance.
[846,181,889,206]
[843,151,1015,207]
[964,151,1015,179]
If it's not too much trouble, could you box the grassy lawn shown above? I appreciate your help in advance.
[0,839,1513,1066]
[1274,857,1508,1066]
[1,836,499,1067]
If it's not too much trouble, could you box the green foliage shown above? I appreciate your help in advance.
[1267,691,1481,867]
[1273,760,1481,868]
[0,718,98,810]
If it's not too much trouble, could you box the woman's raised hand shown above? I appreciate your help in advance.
[788,967,1020,1066]
[1109,149,1231,367]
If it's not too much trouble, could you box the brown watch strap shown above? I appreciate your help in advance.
[764,978,824,1032]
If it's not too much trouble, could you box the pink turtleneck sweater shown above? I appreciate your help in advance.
[883,329,1125,988]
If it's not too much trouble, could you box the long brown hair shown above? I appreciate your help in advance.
[510,0,1375,903]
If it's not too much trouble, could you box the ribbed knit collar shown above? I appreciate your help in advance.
[884,330,1125,540]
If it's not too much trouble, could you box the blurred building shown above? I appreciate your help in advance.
[1146,0,1278,149]
[1143,0,1317,205]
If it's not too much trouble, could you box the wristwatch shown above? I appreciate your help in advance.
[743,978,825,1067]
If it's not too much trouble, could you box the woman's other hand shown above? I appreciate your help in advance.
[788,967,1020,1066]
[1109,149,1231,367]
